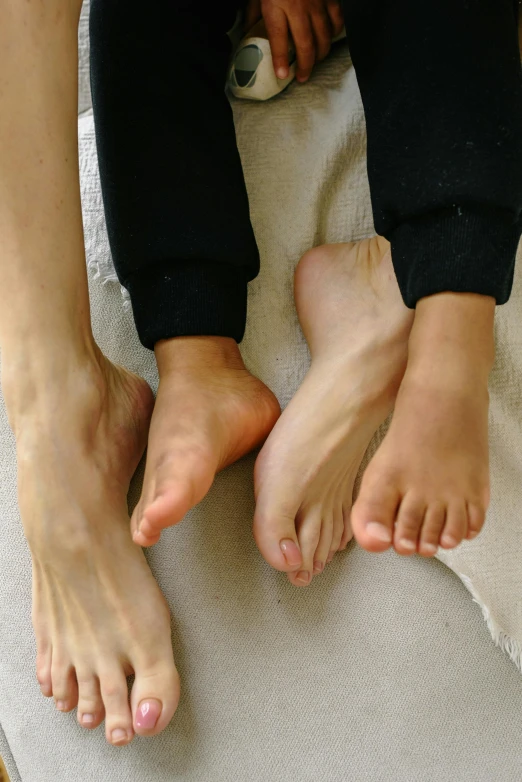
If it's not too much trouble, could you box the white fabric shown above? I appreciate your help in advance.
[2,3,522,779]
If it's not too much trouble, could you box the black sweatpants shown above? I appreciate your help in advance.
[90,0,522,350]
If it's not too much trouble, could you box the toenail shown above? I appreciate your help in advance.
[56,700,66,711]
[280,539,302,567]
[398,538,417,551]
[441,534,458,547]
[366,522,392,544]
[295,571,311,585]
[421,543,438,555]
[82,713,95,725]
[111,728,129,745]
[313,561,324,574]
[135,699,162,731]
[468,530,479,540]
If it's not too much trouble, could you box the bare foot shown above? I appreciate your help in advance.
[352,293,493,557]
[131,337,281,547]
[253,237,414,585]
[4,349,180,745]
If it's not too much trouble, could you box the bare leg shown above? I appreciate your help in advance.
[0,1,179,744]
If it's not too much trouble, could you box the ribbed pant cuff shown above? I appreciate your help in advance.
[389,207,522,307]
[125,260,248,349]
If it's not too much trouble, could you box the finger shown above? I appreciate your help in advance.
[264,8,290,80]
[327,0,345,38]
[289,14,315,82]
[311,10,332,62]
[244,0,262,33]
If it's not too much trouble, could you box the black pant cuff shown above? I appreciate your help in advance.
[389,206,522,307]
[125,260,249,349]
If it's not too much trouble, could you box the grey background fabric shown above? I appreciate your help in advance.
[2,2,522,780]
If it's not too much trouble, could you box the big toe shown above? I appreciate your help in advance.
[351,475,399,552]
[253,466,302,573]
[133,449,215,547]
[253,506,303,573]
[131,661,181,737]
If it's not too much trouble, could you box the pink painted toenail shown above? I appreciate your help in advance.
[136,699,161,730]
[82,713,95,725]
[366,522,392,544]
[111,728,129,745]
[295,571,310,585]
[280,539,301,567]
[313,561,324,574]
[56,701,66,711]
[398,538,416,551]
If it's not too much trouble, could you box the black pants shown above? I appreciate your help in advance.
[90,0,522,349]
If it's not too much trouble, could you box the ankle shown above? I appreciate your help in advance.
[409,292,495,381]
[154,336,246,378]
[2,339,107,436]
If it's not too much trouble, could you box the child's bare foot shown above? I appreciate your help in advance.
[3,349,180,746]
[131,337,280,547]
[253,238,414,585]
[352,293,493,557]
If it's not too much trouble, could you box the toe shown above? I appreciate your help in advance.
[418,503,445,557]
[253,485,302,574]
[100,668,135,746]
[132,524,161,548]
[339,504,354,550]
[440,501,467,548]
[351,477,399,552]
[310,510,333,576]
[35,642,53,698]
[76,672,105,730]
[51,658,78,713]
[133,448,215,546]
[287,506,322,587]
[393,494,425,555]
[466,502,486,540]
[329,502,345,555]
[131,660,181,737]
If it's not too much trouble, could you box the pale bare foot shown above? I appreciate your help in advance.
[131,337,280,547]
[3,349,180,745]
[352,293,493,557]
[253,237,414,585]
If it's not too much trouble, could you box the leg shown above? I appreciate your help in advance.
[0,1,178,743]
[90,0,280,547]
[346,0,522,555]
[254,0,522,578]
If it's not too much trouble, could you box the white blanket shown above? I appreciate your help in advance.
[2,4,522,780]
[85,21,522,673]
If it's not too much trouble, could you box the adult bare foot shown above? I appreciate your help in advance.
[131,337,280,547]
[352,293,493,557]
[3,348,180,746]
[253,237,414,585]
